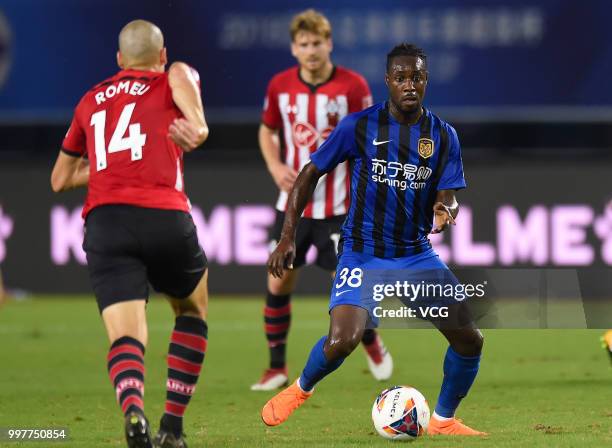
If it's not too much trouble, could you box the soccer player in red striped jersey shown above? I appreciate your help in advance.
[252,9,393,391]
[51,20,209,448]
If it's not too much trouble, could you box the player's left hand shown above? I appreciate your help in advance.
[268,238,296,278]
[168,118,206,151]
[431,201,456,234]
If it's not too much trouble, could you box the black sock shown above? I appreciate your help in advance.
[162,316,208,437]
[107,336,145,416]
[264,292,291,369]
[361,329,376,345]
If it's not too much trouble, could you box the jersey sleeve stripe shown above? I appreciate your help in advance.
[261,119,281,130]
[61,147,83,157]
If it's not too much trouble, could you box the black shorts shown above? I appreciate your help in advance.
[269,211,345,271]
[83,205,207,313]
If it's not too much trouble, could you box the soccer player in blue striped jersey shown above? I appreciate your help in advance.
[262,43,487,436]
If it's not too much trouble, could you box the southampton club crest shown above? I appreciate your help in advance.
[417,138,434,159]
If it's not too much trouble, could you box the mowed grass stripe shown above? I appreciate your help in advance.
[0,297,610,447]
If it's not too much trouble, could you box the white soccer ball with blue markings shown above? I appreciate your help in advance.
[371,386,430,440]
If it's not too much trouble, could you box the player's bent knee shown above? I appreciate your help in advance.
[101,300,148,346]
[471,329,484,353]
[326,330,363,359]
[170,295,207,319]
[169,299,200,317]
[267,270,298,295]
[168,270,208,319]
[454,328,484,356]
[267,282,290,296]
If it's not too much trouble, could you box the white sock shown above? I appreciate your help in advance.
[433,411,453,421]
[296,377,314,393]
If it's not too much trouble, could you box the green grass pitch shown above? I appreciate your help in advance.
[0,296,611,447]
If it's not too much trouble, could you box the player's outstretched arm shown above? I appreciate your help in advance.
[168,62,209,152]
[50,152,89,193]
[268,163,322,278]
[431,189,459,234]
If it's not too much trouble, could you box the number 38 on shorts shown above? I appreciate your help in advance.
[334,267,363,290]
[330,267,365,311]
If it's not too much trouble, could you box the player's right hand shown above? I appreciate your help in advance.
[270,163,298,192]
[168,118,207,151]
[268,238,296,278]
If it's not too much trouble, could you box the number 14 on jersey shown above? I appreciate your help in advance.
[90,102,147,171]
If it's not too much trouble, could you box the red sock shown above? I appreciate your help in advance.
[264,292,291,369]
[363,333,384,364]
[162,316,208,436]
[107,336,145,415]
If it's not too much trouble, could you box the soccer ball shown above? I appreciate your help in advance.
[371,386,430,440]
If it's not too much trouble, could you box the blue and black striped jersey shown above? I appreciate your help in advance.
[310,101,466,258]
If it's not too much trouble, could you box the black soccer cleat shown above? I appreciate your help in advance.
[152,428,188,448]
[124,411,153,448]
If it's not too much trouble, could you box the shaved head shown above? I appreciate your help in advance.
[118,20,164,68]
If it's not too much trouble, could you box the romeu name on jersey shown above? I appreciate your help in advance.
[93,79,151,105]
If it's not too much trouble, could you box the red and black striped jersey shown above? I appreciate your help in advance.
[261,65,372,219]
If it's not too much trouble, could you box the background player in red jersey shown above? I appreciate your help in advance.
[252,9,393,391]
[51,20,209,448]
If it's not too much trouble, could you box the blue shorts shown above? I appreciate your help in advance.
[329,248,460,327]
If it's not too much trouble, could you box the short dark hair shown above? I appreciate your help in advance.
[386,43,427,72]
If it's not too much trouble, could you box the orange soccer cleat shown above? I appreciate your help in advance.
[261,379,313,426]
[427,415,488,436]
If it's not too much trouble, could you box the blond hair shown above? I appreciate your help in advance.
[290,9,332,41]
